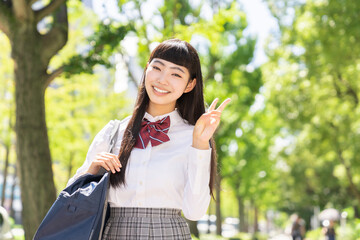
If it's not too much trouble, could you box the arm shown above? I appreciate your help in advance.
[183,98,230,220]
[66,120,115,187]
[182,146,212,221]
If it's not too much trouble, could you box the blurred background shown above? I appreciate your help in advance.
[0,0,359,239]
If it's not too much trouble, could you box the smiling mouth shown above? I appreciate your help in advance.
[153,86,170,94]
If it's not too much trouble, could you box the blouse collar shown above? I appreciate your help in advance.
[143,108,183,125]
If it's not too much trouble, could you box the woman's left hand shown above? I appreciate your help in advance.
[192,98,231,149]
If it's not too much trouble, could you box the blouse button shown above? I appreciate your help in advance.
[139,181,143,185]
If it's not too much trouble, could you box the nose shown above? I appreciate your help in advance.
[156,71,169,85]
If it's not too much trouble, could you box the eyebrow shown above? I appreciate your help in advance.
[153,60,185,74]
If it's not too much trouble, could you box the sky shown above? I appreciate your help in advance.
[238,0,278,66]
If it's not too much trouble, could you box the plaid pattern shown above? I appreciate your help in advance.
[102,207,192,240]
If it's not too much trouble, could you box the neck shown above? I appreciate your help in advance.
[147,103,175,117]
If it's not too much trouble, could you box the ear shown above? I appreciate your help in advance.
[184,78,196,93]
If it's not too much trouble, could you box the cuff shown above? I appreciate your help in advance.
[187,146,212,194]
[188,146,212,166]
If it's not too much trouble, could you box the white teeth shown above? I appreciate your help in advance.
[153,86,169,93]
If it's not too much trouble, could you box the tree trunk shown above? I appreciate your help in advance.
[207,201,213,234]
[1,144,10,206]
[245,203,249,232]
[254,205,259,233]
[337,147,360,203]
[237,194,246,232]
[10,164,17,219]
[12,26,57,239]
[187,220,199,238]
[354,205,359,219]
[215,174,222,236]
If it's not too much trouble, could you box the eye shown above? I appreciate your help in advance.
[173,73,182,78]
[153,66,161,70]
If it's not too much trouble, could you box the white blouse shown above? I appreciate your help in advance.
[67,109,212,221]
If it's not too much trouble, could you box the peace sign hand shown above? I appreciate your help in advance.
[192,98,231,150]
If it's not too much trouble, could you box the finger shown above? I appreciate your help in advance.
[103,153,122,167]
[105,156,121,171]
[216,98,231,112]
[105,155,121,172]
[101,162,112,172]
[100,152,119,163]
[94,160,110,172]
[98,156,116,173]
[110,157,121,171]
[103,152,116,156]
[208,98,219,112]
[210,116,220,125]
[210,114,221,119]
[97,152,108,156]
[104,161,116,174]
[208,110,221,116]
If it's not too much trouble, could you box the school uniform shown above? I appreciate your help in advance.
[67,109,212,239]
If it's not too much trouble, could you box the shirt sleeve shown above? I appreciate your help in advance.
[182,146,212,221]
[66,120,115,187]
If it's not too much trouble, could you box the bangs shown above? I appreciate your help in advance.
[150,40,196,79]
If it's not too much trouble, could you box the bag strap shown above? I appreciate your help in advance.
[107,120,121,153]
[97,120,121,240]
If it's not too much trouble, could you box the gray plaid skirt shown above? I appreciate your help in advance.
[102,207,192,240]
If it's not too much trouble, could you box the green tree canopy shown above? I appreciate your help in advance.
[263,0,360,214]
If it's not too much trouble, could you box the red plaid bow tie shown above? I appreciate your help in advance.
[134,116,171,149]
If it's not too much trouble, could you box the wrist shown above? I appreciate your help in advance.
[85,167,98,175]
[85,170,94,175]
[192,139,209,150]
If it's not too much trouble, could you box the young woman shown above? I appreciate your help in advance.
[67,39,230,239]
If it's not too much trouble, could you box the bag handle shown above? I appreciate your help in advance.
[97,120,121,240]
[107,120,121,153]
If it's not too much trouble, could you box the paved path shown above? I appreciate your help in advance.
[268,233,292,240]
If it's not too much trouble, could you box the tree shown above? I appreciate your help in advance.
[0,0,130,238]
[263,0,360,214]
[175,2,263,234]
[113,0,261,236]
[0,2,68,237]
[125,0,263,235]
[0,33,16,209]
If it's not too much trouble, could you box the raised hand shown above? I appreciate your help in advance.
[192,98,231,149]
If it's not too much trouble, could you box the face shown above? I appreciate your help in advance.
[144,58,196,113]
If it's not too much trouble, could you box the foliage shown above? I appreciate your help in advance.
[90,0,280,231]
[45,1,133,191]
[175,2,272,211]
[305,228,322,240]
[0,32,14,146]
[306,219,360,240]
[263,0,360,213]
[46,72,132,191]
[195,234,225,240]
[3,0,360,236]
[63,22,133,76]
[173,3,280,229]
[110,0,272,233]
[0,30,18,227]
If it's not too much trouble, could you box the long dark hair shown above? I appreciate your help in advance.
[111,39,217,198]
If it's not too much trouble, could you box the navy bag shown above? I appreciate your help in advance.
[33,120,121,240]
